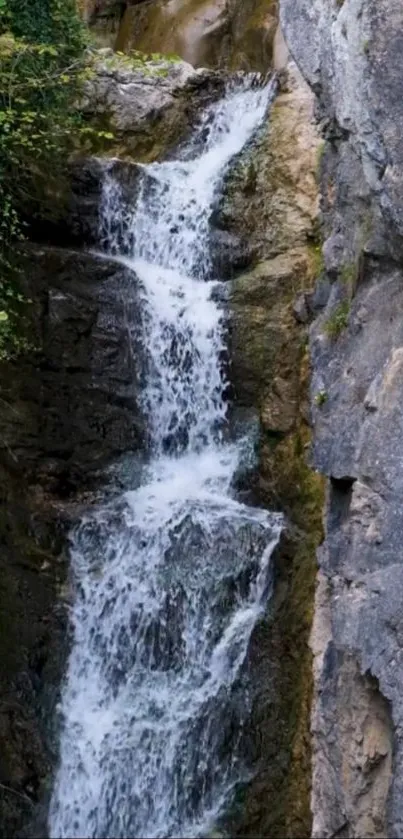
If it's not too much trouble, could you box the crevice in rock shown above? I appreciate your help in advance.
[328,476,356,532]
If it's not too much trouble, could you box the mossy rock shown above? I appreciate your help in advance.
[225,66,322,835]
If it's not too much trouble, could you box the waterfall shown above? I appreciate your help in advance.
[49,76,283,839]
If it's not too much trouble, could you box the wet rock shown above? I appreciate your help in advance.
[0,461,70,839]
[217,61,319,264]
[209,228,254,280]
[29,156,143,248]
[0,246,145,493]
[0,240,148,836]
[222,58,323,838]
[230,249,314,413]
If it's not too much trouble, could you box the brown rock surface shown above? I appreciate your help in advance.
[220,59,323,838]
[88,0,278,73]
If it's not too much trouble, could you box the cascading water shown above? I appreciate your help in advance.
[49,77,283,839]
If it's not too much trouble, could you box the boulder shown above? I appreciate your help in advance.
[80,50,226,161]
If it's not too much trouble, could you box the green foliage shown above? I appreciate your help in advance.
[105,49,181,77]
[314,389,328,407]
[340,261,357,293]
[0,0,89,358]
[308,241,324,278]
[324,299,350,339]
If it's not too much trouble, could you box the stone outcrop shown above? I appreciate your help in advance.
[279,0,403,835]
[0,462,68,839]
[81,49,225,161]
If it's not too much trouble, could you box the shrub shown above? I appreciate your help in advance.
[324,299,350,339]
[314,390,328,407]
[0,0,88,357]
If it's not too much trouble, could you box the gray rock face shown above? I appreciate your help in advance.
[81,50,225,160]
[280,0,403,259]
[310,262,403,836]
[280,0,403,835]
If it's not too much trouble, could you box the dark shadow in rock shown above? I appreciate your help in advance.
[328,475,356,533]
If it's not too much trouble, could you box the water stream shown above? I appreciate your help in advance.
[49,76,282,839]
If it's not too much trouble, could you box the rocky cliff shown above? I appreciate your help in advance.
[280,0,403,835]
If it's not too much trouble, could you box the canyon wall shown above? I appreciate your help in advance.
[280,0,403,835]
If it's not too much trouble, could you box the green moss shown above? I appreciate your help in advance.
[308,241,325,278]
[340,261,357,293]
[324,299,350,339]
[258,423,324,838]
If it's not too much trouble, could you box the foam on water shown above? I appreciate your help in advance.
[49,76,282,839]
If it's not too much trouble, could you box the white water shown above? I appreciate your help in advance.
[49,77,282,839]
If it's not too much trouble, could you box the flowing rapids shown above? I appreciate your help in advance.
[49,77,282,839]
